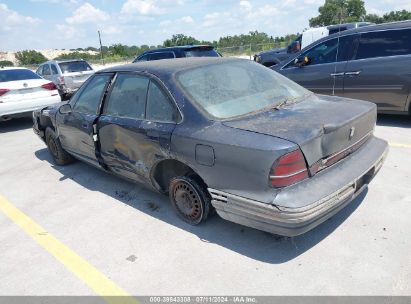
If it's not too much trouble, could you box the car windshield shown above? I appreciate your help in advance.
[184,48,220,57]
[58,61,92,74]
[0,69,41,83]
[177,60,311,119]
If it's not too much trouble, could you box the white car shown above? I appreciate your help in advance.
[0,67,61,121]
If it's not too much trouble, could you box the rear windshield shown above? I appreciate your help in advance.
[177,60,310,119]
[58,61,93,74]
[0,69,41,83]
[184,48,220,57]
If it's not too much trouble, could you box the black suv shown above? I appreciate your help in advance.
[133,45,220,62]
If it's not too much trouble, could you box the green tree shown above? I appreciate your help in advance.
[110,43,128,57]
[0,60,14,67]
[309,0,366,26]
[163,34,202,47]
[365,10,411,23]
[15,50,47,65]
[54,52,100,61]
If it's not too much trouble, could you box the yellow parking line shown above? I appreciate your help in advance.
[389,143,411,148]
[0,195,138,304]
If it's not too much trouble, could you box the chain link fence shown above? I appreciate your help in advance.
[216,41,292,59]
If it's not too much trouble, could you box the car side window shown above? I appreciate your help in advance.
[137,54,148,61]
[302,38,338,66]
[73,75,112,114]
[51,64,58,75]
[104,74,149,119]
[36,66,43,76]
[43,64,51,76]
[284,38,344,69]
[146,81,178,122]
[355,29,411,60]
[336,35,356,62]
[149,52,175,61]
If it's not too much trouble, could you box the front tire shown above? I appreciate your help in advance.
[45,127,73,166]
[169,176,211,225]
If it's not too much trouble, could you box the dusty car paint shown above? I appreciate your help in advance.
[33,58,388,236]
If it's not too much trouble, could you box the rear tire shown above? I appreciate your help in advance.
[45,127,73,166]
[169,176,211,225]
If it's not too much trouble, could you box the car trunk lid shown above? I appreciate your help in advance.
[62,71,94,89]
[0,79,57,102]
[223,94,376,167]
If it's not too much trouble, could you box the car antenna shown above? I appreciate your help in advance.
[332,7,344,96]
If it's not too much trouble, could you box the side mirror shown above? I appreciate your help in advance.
[294,56,311,67]
[59,103,72,115]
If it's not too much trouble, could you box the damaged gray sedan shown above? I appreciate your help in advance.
[33,58,388,236]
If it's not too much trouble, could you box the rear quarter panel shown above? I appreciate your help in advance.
[170,121,297,204]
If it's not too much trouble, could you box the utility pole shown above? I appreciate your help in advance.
[98,30,104,64]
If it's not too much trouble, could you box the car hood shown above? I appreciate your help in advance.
[258,47,286,56]
[223,94,376,166]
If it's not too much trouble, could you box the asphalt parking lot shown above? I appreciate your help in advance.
[0,115,410,296]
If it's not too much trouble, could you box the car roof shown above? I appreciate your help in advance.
[322,20,410,41]
[0,67,30,71]
[327,21,373,30]
[99,57,242,76]
[140,45,214,55]
[41,59,88,64]
[299,20,411,53]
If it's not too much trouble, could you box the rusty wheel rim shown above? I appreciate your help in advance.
[173,181,202,224]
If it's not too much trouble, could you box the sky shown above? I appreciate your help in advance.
[1,0,410,51]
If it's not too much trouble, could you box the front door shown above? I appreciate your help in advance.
[98,73,179,183]
[280,35,355,97]
[57,74,113,166]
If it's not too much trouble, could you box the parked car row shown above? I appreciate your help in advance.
[1,45,221,120]
[36,59,95,100]
[0,59,95,120]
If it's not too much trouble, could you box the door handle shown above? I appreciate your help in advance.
[345,71,361,76]
[82,123,88,129]
[330,72,345,77]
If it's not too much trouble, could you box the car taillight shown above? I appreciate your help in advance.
[41,82,57,90]
[0,89,10,97]
[58,76,65,84]
[269,149,309,188]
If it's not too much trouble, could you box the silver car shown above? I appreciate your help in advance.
[36,60,94,99]
[273,21,411,115]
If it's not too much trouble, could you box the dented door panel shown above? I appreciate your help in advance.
[97,115,175,183]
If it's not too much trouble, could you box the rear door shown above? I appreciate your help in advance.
[343,28,411,112]
[279,35,354,96]
[57,74,113,166]
[98,73,180,182]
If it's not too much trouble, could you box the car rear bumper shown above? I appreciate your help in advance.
[0,95,61,117]
[208,136,388,237]
[57,85,78,96]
